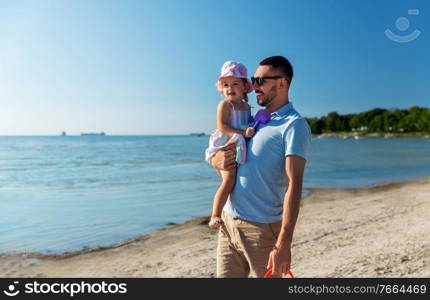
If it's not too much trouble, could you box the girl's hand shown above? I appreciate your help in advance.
[209,216,224,229]
[245,127,255,138]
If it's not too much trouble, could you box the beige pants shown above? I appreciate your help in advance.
[216,211,282,278]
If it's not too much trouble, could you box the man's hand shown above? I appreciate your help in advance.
[266,245,292,276]
[211,143,237,171]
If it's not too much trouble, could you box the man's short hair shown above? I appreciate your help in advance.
[259,56,293,83]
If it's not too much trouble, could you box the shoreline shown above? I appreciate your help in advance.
[1,175,429,277]
[3,175,427,259]
[0,217,211,260]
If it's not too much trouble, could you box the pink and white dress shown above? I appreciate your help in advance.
[205,101,251,164]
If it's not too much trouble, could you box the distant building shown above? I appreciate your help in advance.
[190,132,205,136]
[352,126,368,132]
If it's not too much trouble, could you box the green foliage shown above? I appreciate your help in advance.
[307,106,430,134]
[306,118,326,134]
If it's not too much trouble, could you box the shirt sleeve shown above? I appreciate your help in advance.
[284,118,312,159]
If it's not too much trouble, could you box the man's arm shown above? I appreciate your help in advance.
[266,154,306,275]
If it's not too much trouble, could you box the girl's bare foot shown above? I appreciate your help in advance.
[208,216,224,229]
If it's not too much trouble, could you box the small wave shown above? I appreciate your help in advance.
[91,162,111,167]
[85,178,100,183]
[144,177,212,184]
[37,162,58,167]
[0,168,29,172]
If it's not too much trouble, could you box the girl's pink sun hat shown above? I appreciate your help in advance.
[215,61,253,93]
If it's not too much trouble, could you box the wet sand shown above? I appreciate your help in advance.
[1,176,429,278]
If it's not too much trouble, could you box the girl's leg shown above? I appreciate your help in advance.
[209,168,237,229]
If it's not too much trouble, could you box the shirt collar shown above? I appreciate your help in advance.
[271,102,293,118]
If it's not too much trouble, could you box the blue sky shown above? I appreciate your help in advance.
[0,0,428,135]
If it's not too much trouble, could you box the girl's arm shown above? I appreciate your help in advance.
[217,101,246,136]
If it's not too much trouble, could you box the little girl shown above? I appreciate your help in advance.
[205,61,254,229]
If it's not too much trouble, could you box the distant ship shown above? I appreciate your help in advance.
[81,132,106,136]
[189,132,205,137]
[61,131,67,136]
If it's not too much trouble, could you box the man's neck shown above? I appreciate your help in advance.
[266,95,289,113]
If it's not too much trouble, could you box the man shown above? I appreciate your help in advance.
[210,56,311,278]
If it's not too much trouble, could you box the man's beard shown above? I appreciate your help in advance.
[257,86,276,107]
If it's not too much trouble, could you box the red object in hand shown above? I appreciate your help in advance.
[264,269,295,278]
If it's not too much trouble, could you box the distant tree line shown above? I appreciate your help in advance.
[305,106,430,134]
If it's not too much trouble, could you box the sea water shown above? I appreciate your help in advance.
[0,135,429,254]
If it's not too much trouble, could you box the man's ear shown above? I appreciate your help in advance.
[277,78,284,90]
[280,77,290,91]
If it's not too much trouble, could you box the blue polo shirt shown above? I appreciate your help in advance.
[224,102,311,223]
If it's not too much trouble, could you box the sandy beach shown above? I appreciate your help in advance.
[1,176,429,278]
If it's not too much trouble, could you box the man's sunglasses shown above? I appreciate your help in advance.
[251,76,287,86]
